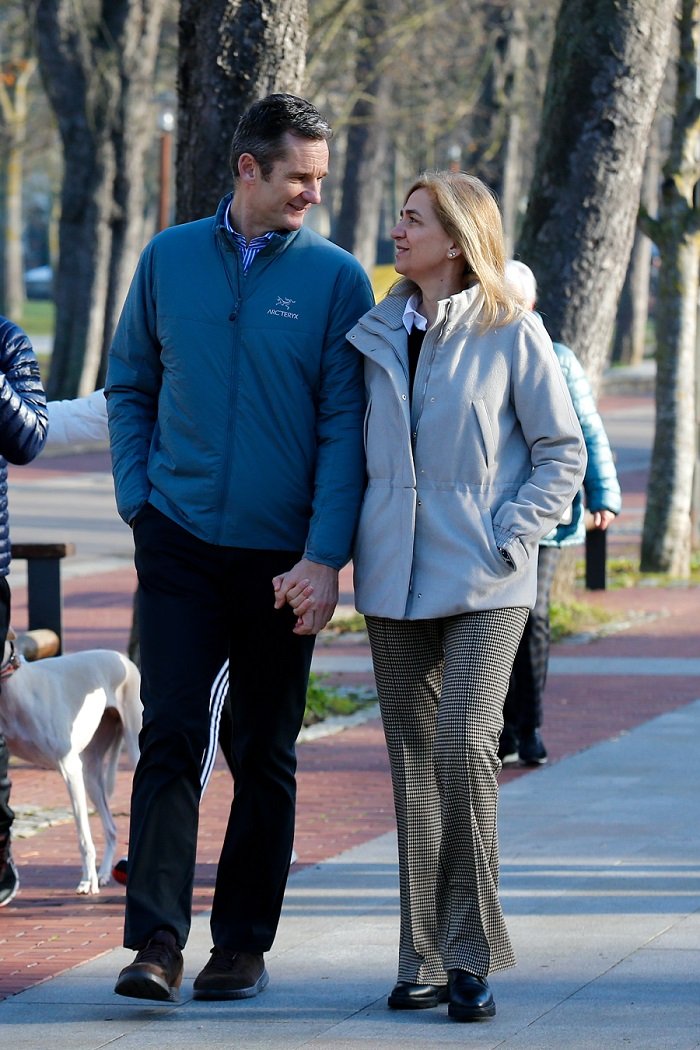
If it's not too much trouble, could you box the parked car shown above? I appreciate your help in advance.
[24,265,53,300]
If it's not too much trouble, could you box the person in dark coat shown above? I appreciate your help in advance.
[0,316,48,907]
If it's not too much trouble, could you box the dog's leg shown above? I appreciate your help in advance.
[83,711,122,886]
[115,656,142,767]
[83,767,118,887]
[58,752,100,894]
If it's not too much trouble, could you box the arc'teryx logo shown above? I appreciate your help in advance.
[267,296,299,319]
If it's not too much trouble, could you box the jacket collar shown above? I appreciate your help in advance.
[350,284,484,342]
[213,193,300,257]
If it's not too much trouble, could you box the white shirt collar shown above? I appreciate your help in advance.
[402,293,428,333]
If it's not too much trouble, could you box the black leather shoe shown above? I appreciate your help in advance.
[115,929,184,1002]
[193,948,269,1000]
[447,970,495,1021]
[388,980,449,1009]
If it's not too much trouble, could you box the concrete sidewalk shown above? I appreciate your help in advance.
[1,700,698,1049]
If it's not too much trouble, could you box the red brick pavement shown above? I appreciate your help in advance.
[2,388,699,1000]
[3,574,697,999]
[1,721,397,999]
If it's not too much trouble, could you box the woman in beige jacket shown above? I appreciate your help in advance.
[346,172,586,1023]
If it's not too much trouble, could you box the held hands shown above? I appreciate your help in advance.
[272,558,339,636]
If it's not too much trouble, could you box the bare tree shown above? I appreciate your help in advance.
[466,0,530,254]
[613,65,678,367]
[0,5,35,318]
[308,0,558,266]
[516,0,676,394]
[28,0,167,397]
[333,0,393,271]
[612,128,662,366]
[639,0,700,577]
[176,0,307,224]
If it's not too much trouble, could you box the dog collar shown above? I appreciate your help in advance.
[0,640,21,680]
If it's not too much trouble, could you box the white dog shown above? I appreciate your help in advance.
[0,636,141,894]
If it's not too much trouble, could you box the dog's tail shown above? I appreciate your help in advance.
[116,654,142,767]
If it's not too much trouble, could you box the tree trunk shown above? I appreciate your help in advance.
[612,231,653,366]
[516,0,676,394]
[640,0,700,577]
[612,119,663,365]
[500,106,523,258]
[495,1,528,255]
[31,0,166,398]
[97,7,165,387]
[176,0,307,225]
[33,0,118,398]
[0,56,35,319]
[467,0,530,255]
[333,0,393,273]
[640,238,698,574]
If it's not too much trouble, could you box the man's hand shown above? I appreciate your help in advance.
[272,558,339,636]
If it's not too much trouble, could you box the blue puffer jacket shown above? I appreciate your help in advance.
[0,317,49,575]
[541,342,621,547]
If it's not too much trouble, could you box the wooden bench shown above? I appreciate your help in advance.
[11,542,76,655]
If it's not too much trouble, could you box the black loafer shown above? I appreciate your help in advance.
[388,980,449,1009]
[447,970,495,1021]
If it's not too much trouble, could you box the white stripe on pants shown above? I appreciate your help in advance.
[200,660,229,794]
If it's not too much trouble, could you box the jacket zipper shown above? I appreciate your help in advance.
[411,303,451,450]
[213,232,289,543]
[406,304,451,605]
[215,233,243,544]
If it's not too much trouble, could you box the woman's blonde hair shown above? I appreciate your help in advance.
[390,171,523,330]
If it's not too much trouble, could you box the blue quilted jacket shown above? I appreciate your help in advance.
[0,317,48,574]
[541,342,621,547]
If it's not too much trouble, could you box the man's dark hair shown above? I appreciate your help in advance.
[230,94,333,180]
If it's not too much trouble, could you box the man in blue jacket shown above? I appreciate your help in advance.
[107,94,373,1003]
[0,316,48,907]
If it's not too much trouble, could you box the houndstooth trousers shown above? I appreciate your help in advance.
[366,607,528,982]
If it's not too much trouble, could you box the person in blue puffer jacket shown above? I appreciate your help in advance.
[0,316,48,907]
[501,261,621,766]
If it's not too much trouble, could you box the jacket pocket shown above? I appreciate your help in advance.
[363,397,372,450]
[481,508,515,574]
[473,399,496,470]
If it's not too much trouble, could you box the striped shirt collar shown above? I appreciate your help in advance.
[224,204,274,272]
